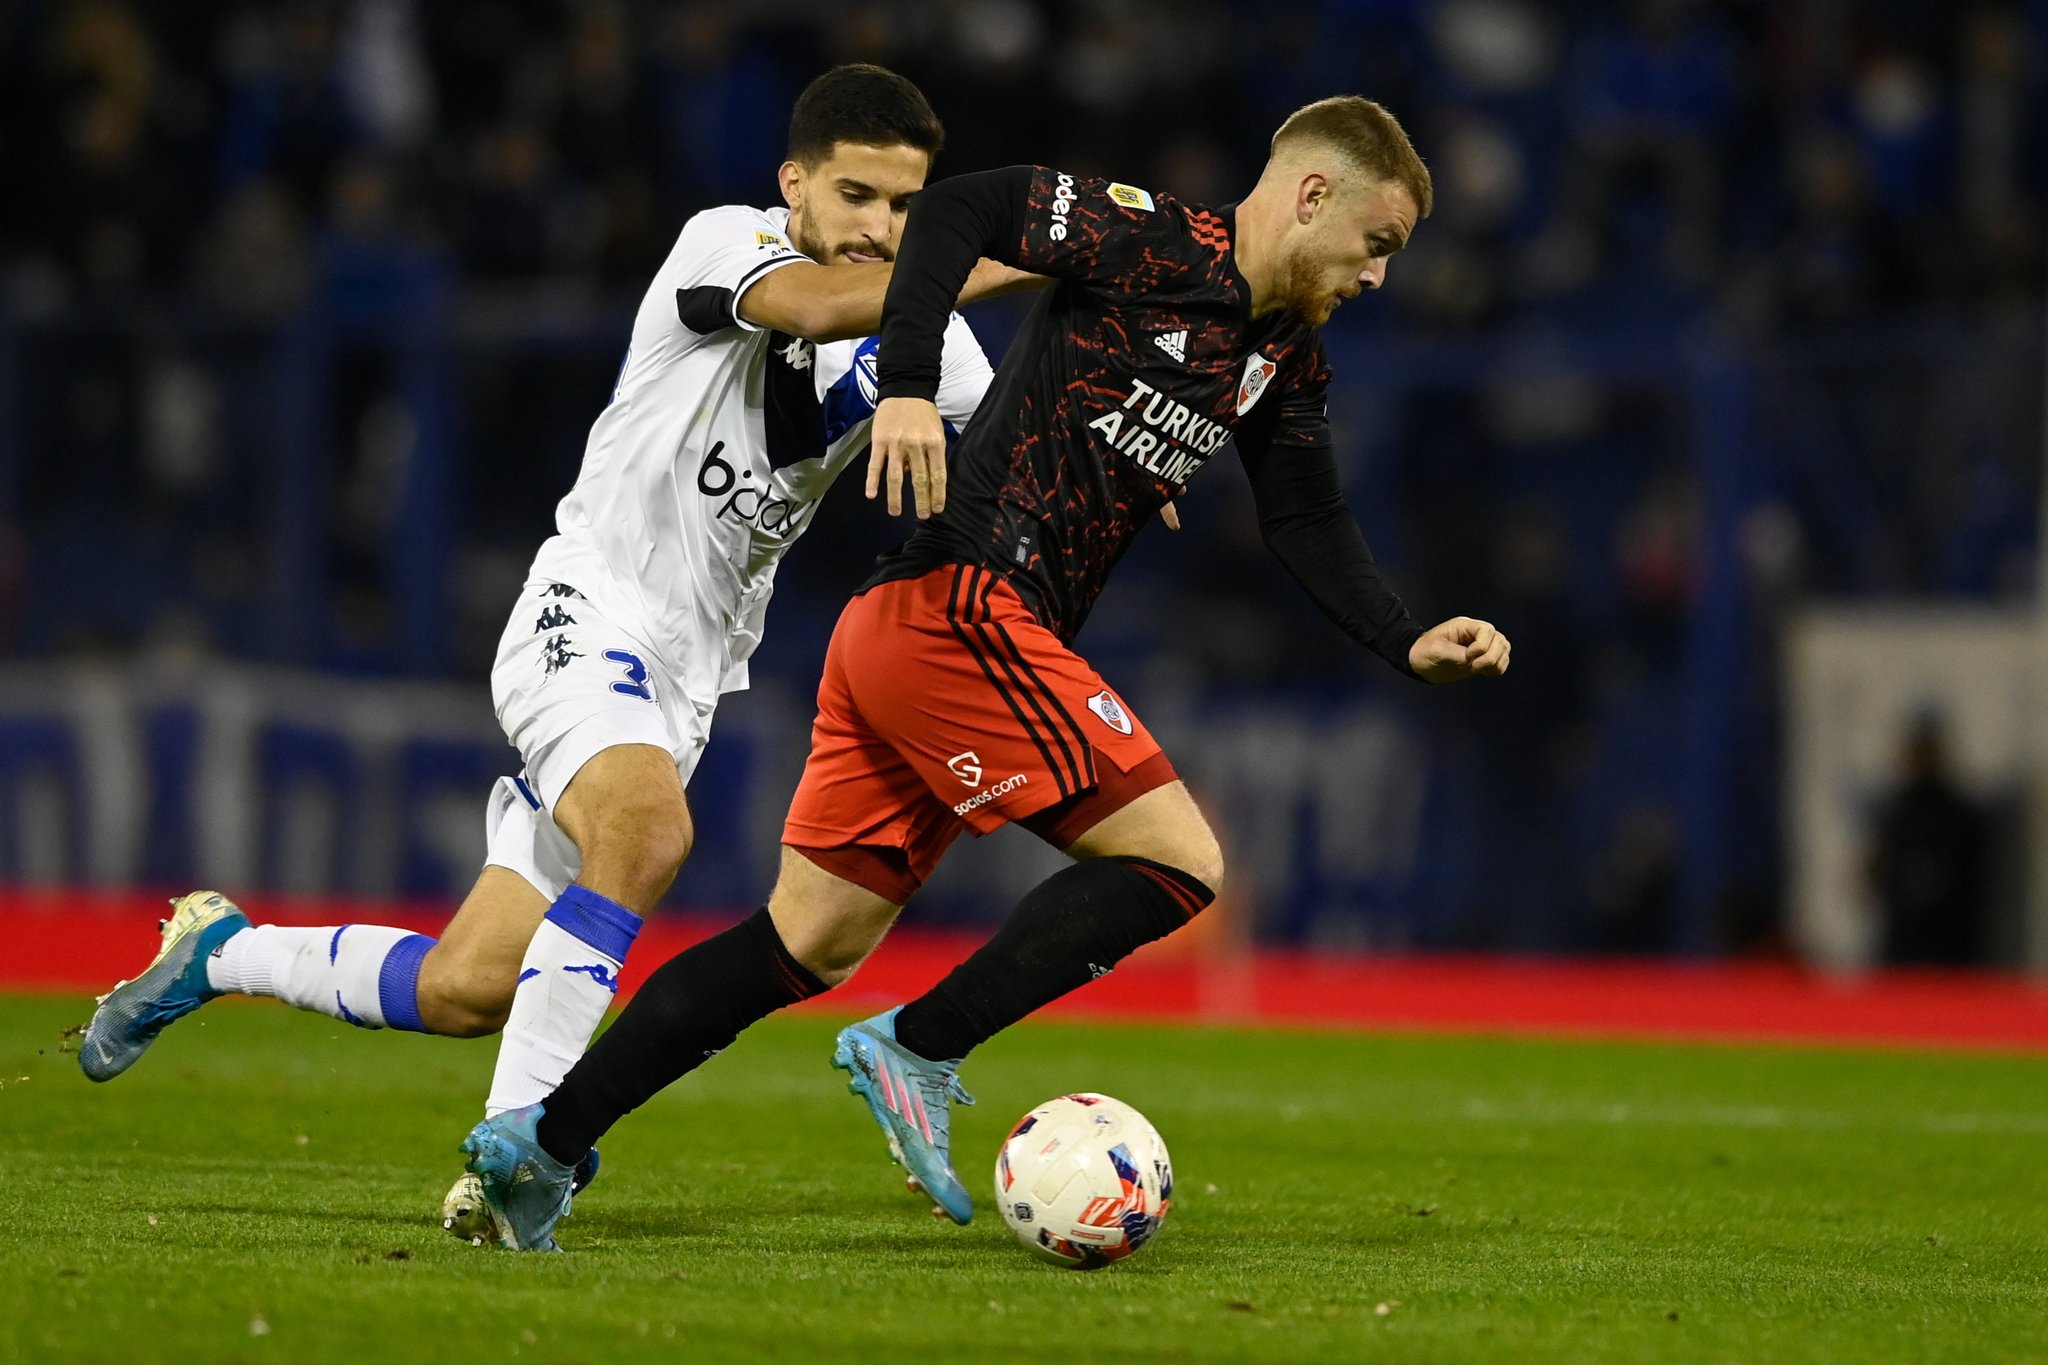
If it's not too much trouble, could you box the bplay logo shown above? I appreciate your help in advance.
[697,441,813,536]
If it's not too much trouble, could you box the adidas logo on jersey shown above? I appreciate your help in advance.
[1153,330,1188,363]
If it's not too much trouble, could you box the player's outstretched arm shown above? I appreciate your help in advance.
[738,260,889,342]
[960,259,1048,301]
[1408,617,1512,683]
[738,257,1041,346]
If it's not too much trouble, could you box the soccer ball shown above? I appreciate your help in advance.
[993,1093,1173,1269]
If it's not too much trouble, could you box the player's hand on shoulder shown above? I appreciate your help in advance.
[867,396,948,520]
[1408,617,1510,683]
[960,259,1049,304]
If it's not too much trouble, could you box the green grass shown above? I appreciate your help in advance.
[1,995,2043,1364]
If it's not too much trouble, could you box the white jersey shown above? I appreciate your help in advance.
[528,204,993,707]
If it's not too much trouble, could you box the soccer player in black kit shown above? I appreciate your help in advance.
[461,96,1510,1249]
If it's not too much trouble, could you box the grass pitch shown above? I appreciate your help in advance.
[1,995,2043,1364]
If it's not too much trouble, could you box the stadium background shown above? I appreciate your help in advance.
[1,0,2042,970]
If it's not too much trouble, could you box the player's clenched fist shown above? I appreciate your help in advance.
[867,396,948,519]
[1408,617,1511,683]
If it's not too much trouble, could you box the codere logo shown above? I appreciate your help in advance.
[1049,172,1077,241]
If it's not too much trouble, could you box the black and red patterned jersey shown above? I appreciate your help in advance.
[870,165,1423,675]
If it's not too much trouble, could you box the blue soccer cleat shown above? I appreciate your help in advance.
[79,890,250,1082]
[832,1008,977,1225]
[442,1145,598,1245]
[457,1104,577,1251]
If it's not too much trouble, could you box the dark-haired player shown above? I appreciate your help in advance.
[462,97,1508,1249]
[77,64,1036,1245]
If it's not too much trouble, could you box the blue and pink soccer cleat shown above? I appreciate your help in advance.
[442,1146,598,1245]
[78,891,249,1082]
[831,1008,977,1224]
[456,1104,578,1251]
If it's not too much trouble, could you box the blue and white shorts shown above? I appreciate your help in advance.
[482,579,713,900]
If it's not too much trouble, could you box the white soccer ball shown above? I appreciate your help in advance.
[993,1092,1173,1269]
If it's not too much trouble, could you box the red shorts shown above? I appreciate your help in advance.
[782,564,1177,903]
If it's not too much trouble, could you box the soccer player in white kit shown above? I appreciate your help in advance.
[76,67,1027,1214]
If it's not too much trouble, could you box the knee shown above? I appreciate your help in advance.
[583,804,694,904]
[773,911,873,989]
[1158,833,1224,903]
[766,870,896,991]
[796,944,867,991]
[415,947,514,1038]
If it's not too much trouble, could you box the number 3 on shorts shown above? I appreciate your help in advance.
[604,649,654,701]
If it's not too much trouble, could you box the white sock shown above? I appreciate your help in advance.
[485,885,642,1116]
[207,924,436,1031]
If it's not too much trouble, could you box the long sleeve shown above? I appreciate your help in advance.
[876,166,1034,403]
[1237,353,1424,679]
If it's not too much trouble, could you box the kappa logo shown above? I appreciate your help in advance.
[1087,689,1133,735]
[946,751,984,787]
[564,962,620,992]
[541,633,582,676]
[1237,352,1279,415]
[1107,182,1155,212]
[777,335,813,371]
[1153,329,1187,363]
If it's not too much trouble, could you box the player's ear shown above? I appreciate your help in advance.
[1296,171,1331,226]
[778,160,805,212]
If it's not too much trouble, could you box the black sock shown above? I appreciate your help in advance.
[535,907,826,1165]
[892,856,1212,1062]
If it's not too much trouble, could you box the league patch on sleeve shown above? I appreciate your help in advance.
[1106,183,1155,212]
[756,230,788,249]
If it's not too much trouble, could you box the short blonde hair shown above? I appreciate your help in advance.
[1271,97,1433,218]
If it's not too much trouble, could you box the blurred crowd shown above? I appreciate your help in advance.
[3,0,2041,323]
[2,0,2043,955]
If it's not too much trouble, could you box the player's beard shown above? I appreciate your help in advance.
[789,210,890,266]
[1281,244,1344,326]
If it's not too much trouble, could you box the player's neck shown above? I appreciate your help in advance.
[1231,189,1290,319]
